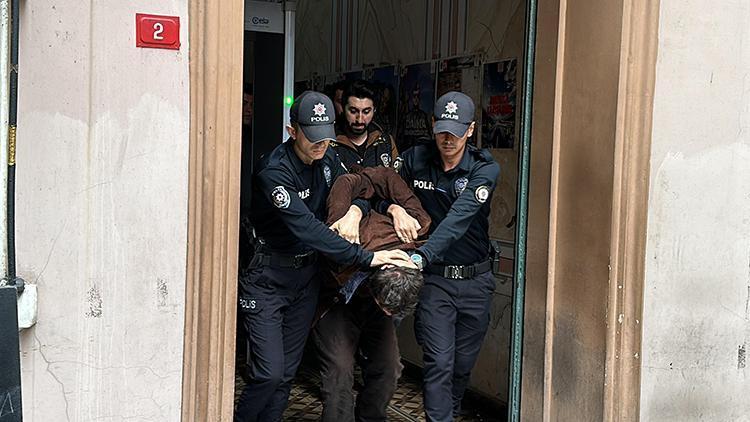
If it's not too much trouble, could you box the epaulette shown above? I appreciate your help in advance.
[470,146,494,162]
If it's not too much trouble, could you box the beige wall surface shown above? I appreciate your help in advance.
[641,0,750,420]
[544,0,624,419]
[15,1,190,421]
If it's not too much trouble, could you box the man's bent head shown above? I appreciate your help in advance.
[369,267,424,318]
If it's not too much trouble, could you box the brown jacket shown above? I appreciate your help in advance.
[330,122,399,169]
[315,167,431,319]
[326,166,431,253]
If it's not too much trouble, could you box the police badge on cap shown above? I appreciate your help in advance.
[289,91,337,143]
[433,91,475,138]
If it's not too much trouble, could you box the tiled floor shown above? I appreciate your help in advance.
[235,359,506,421]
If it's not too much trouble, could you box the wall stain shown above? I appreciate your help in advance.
[738,344,746,369]
[156,278,168,308]
[85,286,102,318]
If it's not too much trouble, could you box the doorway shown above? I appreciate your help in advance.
[181,0,657,420]
[235,1,531,420]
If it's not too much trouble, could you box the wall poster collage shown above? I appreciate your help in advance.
[295,56,518,152]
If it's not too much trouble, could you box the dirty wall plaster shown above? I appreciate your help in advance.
[14,1,190,420]
[640,0,750,420]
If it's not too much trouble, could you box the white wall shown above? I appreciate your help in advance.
[641,1,750,420]
[15,1,190,420]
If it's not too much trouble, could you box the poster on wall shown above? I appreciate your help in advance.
[397,62,436,152]
[366,65,400,135]
[437,56,481,145]
[482,59,518,149]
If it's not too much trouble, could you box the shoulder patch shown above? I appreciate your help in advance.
[380,153,392,167]
[393,157,404,173]
[474,148,494,162]
[474,185,490,204]
[323,165,332,187]
[271,186,291,209]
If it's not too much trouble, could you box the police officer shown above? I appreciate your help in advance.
[386,91,500,421]
[330,80,399,170]
[234,91,411,422]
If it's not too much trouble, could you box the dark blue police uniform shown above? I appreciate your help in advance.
[235,92,374,422]
[392,140,500,422]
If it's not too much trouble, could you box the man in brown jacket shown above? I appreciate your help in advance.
[313,166,429,422]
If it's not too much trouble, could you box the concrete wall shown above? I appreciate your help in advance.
[640,1,750,420]
[15,1,190,420]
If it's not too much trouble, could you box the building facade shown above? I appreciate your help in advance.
[11,0,750,421]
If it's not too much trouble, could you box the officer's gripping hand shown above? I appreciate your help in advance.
[329,205,363,244]
[387,204,421,243]
[370,250,415,268]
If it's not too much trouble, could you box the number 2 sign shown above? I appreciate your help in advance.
[136,13,180,50]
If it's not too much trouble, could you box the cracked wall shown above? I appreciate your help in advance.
[641,0,750,420]
[14,1,189,421]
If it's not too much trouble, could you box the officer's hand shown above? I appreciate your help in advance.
[329,205,363,244]
[387,204,421,243]
[371,250,413,268]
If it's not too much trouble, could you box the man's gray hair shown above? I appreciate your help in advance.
[369,267,424,318]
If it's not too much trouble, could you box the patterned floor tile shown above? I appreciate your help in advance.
[235,360,506,421]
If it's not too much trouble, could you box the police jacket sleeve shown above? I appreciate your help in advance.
[417,161,500,265]
[257,168,374,267]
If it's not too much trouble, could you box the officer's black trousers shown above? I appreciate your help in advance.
[414,271,496,422]
[234,263,321,422]
[312,294,403,422]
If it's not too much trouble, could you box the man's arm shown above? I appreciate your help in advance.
[258,168,373,266]
[416,161,500,265]
[327,158,371,244]
[380,153,423,243]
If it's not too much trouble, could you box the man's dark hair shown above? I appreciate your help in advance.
[342,80,378,108]
[369,267,423,318]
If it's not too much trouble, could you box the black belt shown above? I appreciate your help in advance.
[252,250,317,269]
[425,260,492,280]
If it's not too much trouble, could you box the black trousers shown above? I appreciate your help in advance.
[312,294,403,422]
[414,271,496,422]
[234,263,321,422]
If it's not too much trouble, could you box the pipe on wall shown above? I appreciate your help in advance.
[0,0,9,280]
[5,0,20,291]
[508,0,539,420]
